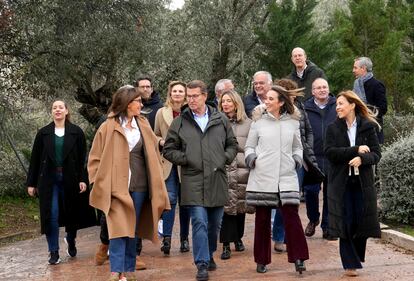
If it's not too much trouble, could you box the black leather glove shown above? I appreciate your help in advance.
[245,153,257,169]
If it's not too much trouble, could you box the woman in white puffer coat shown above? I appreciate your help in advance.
[245,85,309,275]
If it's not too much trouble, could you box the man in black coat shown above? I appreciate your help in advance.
[243,71,272,118]
[353,57,387,143]
[136,76,164,130]
[289,47,327,100]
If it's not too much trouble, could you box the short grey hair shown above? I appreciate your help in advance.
[253,71,272,83]
[215,79,233,94]
[355,57,373,72]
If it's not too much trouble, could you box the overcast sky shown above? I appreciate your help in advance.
[168,0,184,10]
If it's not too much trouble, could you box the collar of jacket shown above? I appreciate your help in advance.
[304,95,336,112]
[181,104,223,128]
[143,90,162,107]
[41,120,77,135]
[336,114,375,133]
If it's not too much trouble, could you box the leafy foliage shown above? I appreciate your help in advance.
[379,131,414,224]
[327,0,412,111]
[256,0,319,79]
[4,0,165,123]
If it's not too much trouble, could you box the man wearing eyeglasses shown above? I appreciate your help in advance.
[163,80,238,281]
[136,76,164,129]
[289,47,327,100]
[243,71,272,118]
[303,78,337,240]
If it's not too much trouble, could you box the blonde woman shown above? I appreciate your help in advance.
[218,90,254,260]
[154,81,191,255]
[324,90,381,277]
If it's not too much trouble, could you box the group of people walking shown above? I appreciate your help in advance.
[26,47,385,281]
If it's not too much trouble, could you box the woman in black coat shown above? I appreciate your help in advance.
[27,100,96,265]
[324,90,381,277]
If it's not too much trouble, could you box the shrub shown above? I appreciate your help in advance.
[382,114,414,145]
[378,132,414,224]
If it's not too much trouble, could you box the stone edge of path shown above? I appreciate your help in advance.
[380,223,414,252]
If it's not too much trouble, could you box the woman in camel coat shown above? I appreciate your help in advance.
[88,85,170,281]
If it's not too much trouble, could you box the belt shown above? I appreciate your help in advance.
[56,167,63,173]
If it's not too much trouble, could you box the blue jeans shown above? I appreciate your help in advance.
[272,167,304,243]
[162,166,191,239]
[190,206,224,265]
[46,172,76,252]
[304,183,321,223]
[162,166,179,237]
[109,191,148,273]
[272,209,284,243]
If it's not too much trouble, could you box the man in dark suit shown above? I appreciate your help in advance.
[353,57,387,143]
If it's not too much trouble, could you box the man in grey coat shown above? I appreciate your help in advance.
[163,80,238,281]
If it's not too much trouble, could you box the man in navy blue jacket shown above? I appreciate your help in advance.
[303,78,337,240]
[243,71,272,118]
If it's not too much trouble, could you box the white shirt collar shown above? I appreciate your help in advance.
[120,116,138,130]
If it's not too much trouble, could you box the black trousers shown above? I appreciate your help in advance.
[219,213,245,244]
[339,176,367,269]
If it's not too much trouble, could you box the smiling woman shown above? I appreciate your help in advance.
[26,99,97,265]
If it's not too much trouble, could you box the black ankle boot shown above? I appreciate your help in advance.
[256,263,267,273]
[161,236,171,255]
[220,244,231,260]
[180,237,190,253]
[234,240,245,252]
[294,260,306,274]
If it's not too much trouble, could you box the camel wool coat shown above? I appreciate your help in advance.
[154,106,180,180]
[88,113,170,241]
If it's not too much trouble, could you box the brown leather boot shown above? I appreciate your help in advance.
[136,257,147,270]
[95,243,109,266]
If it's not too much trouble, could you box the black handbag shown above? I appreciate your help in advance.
[303,159,325,186]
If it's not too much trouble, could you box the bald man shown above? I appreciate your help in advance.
[288,47,327,100]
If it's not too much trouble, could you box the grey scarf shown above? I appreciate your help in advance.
[353,72,373,103]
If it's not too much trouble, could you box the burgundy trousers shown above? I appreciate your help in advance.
[254,205,309,265]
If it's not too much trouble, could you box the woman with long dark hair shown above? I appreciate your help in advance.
[324,90,381,277]
[88,85,170,281]
[245,85,309,274]
[27,100,96,265]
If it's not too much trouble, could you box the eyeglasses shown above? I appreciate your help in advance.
[138,85,152,89]
[132,98,142,103]
[187,94,202,100]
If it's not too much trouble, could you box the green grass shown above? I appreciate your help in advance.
[382,219,414,237]
[396,225,414,237]
[0,196,39,232]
